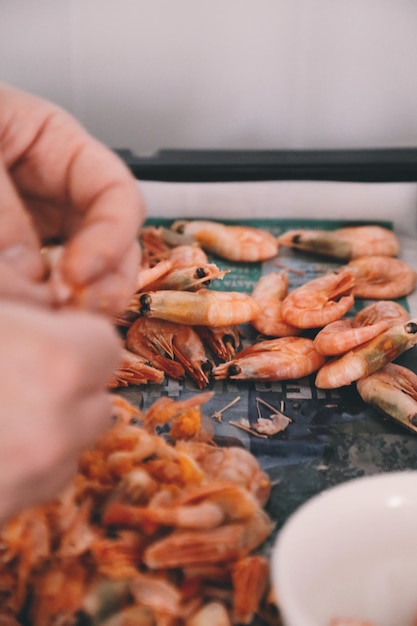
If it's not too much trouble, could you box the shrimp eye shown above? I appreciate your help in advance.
[406,321,417,334]
[74,610,94,626]
[410,415,417,426]
[293,234,302,244]
[228,364,241,377]
[196,267,207,279]
[139,293,152,315]
[202,360,213,374]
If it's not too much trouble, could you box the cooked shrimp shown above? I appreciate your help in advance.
[213,336,326,381]
[315,319,417,388]
[108,348,165,388]
[357,363,417,434]
[175,441,271,506]
[345,255,417,299]
[138,263,229,292]
[140,226,173,265]
[126,318,214,388]
[138,289,262,327]
[170,220,279,262]
[278,225,400,259]
[281,269,355,329]
[313,318,389,356]
[251,271,302,337]
[104,482,261,531]
[352,300,410,327]
[125,318,186,381]
[194,325,243,360]
[143,508,274,569]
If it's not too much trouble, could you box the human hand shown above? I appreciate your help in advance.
[0,82,144,315]
[0,301,121,523]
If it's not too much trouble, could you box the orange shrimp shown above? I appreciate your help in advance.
[175,441,271,506]
[352,300,410,328]
[278,225,400,260]
[315,319,417,389]
[137,289,262,327]
[345,255,417,299]
[250,271,302,337]
[313,318,389,356]
[125,318,186,382]
[357,363,417,434]
[170,220,279,262]
[104,482,261,531]
[281,269,355,329]
[213,336,326,381]
[138,263,230,292]
[143,508,273,569]
[108,347,165,388]
[126,318,215,388]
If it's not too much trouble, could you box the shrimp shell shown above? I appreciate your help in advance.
[138,289,262,327]
[357,363,417,434]
[251,271,301,337]
[352,300,410,327]
[315,319,417,389]
[278,225,400,260]
[171,220,279,262]
[313,318,389,356]
[140,263,229,292]
[346,255,417,299]
[126,318,214,388]
[281,269,355,329]
[213,337,326,381]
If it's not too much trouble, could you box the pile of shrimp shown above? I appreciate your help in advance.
[110,220,417,435]
[0,394,279,626]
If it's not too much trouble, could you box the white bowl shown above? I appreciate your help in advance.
[271,471,417,626]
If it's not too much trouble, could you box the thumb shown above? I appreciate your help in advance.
[0,160,45,280]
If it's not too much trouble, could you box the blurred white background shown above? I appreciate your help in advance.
[2,0,417,155]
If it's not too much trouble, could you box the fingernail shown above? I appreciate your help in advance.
[0,244,45,280]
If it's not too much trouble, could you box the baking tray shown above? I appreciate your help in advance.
[115,147,417,182]
[115,149,417,624]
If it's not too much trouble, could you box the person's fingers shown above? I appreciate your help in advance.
[0,258,52,305]
[52,239,141,315]
[61,141,144,281]
[0,162,45,280]
[3,97,144,285]
[48,308,122,392]
[0,83,144,308]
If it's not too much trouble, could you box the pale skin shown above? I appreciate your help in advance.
[0,83,145,523]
